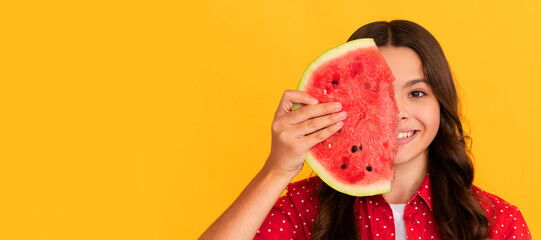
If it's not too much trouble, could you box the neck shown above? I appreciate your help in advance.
[382,150,428,204]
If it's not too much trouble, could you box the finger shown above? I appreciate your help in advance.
[291,111,347,137]
[303,121,344,148]
[275,90,318,118]
[286,102,342,125]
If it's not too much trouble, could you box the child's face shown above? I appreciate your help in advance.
[379,46,440,166]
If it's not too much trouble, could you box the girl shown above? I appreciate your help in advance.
[199,20,530,240]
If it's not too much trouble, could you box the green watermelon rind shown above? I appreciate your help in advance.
[306,152,391,196]
[295,38,392,196]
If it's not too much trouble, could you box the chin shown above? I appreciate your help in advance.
[392,156,409,165]
[392,148,427,166]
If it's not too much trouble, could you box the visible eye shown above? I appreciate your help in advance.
[409,91,426,98]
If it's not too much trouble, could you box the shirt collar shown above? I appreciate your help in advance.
[410,173,433,212]
[349,174,434,212]
[366,173,433,212]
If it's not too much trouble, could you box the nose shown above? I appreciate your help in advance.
[398,110,408,120]
[397,99,408,121]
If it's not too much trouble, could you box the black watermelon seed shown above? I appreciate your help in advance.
[331,80,339,85]
[341,164,347,169]
[351,146,357,153]
[359,145,363,151]
[364,82,370,88]
[366,165,372,172]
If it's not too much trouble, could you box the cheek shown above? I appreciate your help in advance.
[418,99,440,134]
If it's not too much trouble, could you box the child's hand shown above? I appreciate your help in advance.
[264,90,346,178]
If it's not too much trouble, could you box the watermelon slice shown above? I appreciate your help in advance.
[296,38,398,196]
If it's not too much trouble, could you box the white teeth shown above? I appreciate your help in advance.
[398,131,415,139]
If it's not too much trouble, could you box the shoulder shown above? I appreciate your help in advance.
[283,176,322,216]
[268,176,321,219]
[254,176,322,240]
[471,185,531,239]
[471,185,522,220]
[286,176,321,200]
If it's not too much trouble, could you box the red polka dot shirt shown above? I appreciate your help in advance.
[254,175,531,239]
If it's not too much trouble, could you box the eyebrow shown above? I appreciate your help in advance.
[402,79,428,90]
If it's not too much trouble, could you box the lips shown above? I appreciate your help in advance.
[397,129,418,145]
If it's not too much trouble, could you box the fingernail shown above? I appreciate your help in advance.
[334,102,342,110]
[336,121,344,128]
[312,98,318,104]
[338,112,347,119]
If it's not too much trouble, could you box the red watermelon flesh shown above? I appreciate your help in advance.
[296,38,398,196]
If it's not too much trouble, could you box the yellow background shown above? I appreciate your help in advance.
[1,0,539,239]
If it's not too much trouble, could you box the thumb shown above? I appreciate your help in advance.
[275,90,318,118]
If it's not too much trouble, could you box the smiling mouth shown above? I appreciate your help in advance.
[397,130,418,145]
[398,130,417,139]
